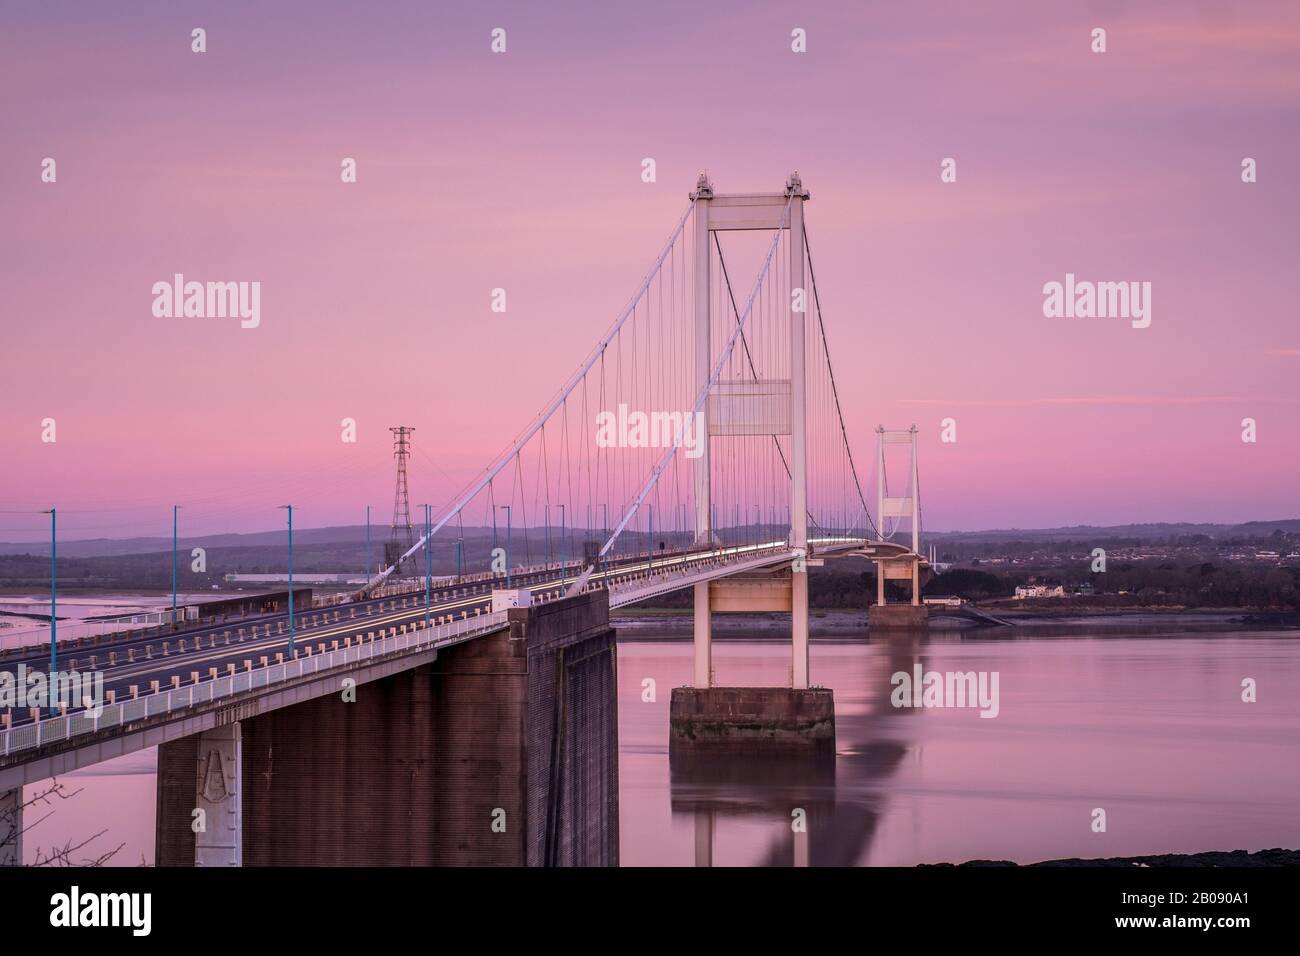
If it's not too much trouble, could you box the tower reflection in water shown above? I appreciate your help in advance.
[670,635,921,866]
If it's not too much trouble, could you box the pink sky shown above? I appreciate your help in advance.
[2,0,1297,541]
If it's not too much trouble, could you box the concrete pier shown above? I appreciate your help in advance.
[868,604,929,630]
[156,591,618,866]
[669,686,835,761]
[194,723,242,867]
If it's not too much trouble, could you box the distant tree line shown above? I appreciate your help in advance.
[932,528,1298,563]
[3,544,1297,611]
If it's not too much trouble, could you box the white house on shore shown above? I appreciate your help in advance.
[1014,584,1066,600]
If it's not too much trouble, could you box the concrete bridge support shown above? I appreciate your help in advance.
[0,787,20,866]
[670,686,835,761]
[155,591,617,866]
[195,723,242,866]
[674,564,835,755]
[870,425,928,630]
[869,554,929,630]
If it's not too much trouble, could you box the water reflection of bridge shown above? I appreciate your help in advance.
[671,635,923,866]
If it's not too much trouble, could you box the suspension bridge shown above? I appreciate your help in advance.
[0,173,931,866]
[358,171,928,678]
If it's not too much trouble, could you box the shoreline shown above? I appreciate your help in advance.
[925,848,1300,868]
[612,606,1300,638]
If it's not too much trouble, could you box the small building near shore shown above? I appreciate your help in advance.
[1014,584,1065,600]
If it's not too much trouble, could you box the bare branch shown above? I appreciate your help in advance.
[2,777,125,867]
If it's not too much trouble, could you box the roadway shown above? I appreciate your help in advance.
[1,539,819,727]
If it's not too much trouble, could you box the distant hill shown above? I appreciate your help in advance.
[928,519,1300,543]
[1,518,1296,560]
[0,524,502,559]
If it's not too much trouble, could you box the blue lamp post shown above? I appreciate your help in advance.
[171,505,179,627]
[42,508,56,714]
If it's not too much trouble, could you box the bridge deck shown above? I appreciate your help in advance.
[1,539,863,788]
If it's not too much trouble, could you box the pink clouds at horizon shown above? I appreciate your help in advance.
[1,0,1297,542]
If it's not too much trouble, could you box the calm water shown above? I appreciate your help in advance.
[22,625,1300,866]
[618,626,1300,866]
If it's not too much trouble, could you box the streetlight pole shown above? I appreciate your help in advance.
[42,508,56,714]
[648,504,654,571]
[366,504,371,579]
[172,505,179,628]
[279,505,294,656]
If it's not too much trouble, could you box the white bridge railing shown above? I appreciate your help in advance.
[607,547,798,608]
[0,606,194,653]
[1,608,508,760]
[2,537,862,762]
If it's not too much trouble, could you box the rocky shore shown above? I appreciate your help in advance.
[924,848,1300,867]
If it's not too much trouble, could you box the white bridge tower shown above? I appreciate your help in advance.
[691,172,812,690]
[874,424,924,609]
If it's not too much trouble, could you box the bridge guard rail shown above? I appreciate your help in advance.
[0,609,509,760]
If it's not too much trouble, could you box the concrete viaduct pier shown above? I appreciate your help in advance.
[669,686,835,762]
[154,591,618,866]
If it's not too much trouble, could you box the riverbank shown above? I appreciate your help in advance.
[979,605,1300,627]
[927,848,1300,867]
[611,606,1299,638]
